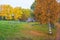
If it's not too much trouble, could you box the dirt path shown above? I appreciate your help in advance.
[22,30,47,36]
[55,23,60,40]
[29,30,46,36]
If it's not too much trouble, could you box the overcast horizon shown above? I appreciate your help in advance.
[0,0,35,9]
[0,0,60,9]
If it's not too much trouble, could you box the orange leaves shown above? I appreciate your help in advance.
[34,0,60,24]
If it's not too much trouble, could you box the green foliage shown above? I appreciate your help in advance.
[30,1,36,19]
[31,1,36,11]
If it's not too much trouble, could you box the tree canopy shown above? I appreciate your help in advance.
[0,5,32,20]
[34,0,60,24]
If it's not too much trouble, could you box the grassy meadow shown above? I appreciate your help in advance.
[0,21,56,40]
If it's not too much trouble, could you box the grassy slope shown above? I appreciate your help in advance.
[0,21,56,40]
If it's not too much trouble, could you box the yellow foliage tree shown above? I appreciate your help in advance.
[0,5,13,20]
[0,5,32,21]
[13,7,23,20]
[21,9,31,21]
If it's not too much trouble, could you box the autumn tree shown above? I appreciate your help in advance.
[0,5,32,21]
[0,5,13,20]
[21,9,31,21]
[13,7,23,20]
[57,3,60,23]
[34,0,59,24]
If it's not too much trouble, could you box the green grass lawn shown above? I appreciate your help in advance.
[0,21,56,40]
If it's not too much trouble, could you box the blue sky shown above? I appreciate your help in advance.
[0,0,60,9]
[0,0,35,9]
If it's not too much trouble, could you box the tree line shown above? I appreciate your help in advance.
[0,5,32,21]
